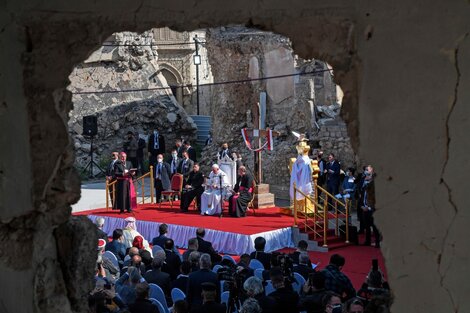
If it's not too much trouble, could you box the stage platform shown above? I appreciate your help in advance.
[74,202,295,255]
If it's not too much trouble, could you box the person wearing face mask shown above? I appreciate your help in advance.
[217,142,234,160]
[169,149,180,178]
[154,154,171,203]
[177,151,194,185]
[148,129,166,167]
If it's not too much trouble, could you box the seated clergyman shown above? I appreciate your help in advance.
[200,164,228,216]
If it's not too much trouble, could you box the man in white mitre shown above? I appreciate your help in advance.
[200,164,229,216]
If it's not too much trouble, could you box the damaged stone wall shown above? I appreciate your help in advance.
[2,1,470,313]
[202,27,354,198]
[68,31,197,169]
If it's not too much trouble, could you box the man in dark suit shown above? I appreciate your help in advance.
[186,254,220,309]
[249,236,272,270]
[184,140,197,162]
[143,250,172,305]
[289,240,313,268]
[106,151,119,206]
[217,142,233,160]
[177,151,194,185]
[325,153,341,196]
[148,129,166,166]
[180,163,205,212]
[175,139,186,158]
[196,228,222,264]
[152,223,170,248]
[105,229,127,266]
[293,253,315,280]
[154,154,171,203]
[128,282,159,313]
[162,239,182,280]
[136,132,146,175]
[190,282,226,313]
[171,261,191,292]
[267,268,299,313]
[169,149,181,177]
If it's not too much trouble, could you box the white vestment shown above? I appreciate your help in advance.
[290,155,313,200]
[200,170,229,215]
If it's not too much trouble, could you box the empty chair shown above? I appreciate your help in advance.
[264,280,275,295]
[248,259,265,270]
[221,291,230,305]
[293,272,306,294]
[212,264,223,274]
[103,251,119,269]
[254,268,264,280]
[171,288,186,303]
[149,298,167,313]
[149,283,169,313]
[222,255,236,264]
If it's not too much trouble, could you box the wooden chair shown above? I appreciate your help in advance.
[248,180,257,215]
[160,174,184,209]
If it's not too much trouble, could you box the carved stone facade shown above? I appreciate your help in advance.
[153,28,213,115]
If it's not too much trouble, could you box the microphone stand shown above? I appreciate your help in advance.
[219,172,224,218]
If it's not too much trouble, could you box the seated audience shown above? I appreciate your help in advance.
[105,229,127,266]
[144,250,172,305]
[98,239,119,282]
[128,282,159,313]
[187,253,220,309]
[171,261,192,292]
[267,268,299,313]
[239,298,262,313]
[95,217,109,242]
[237,253,255,281]
[122,217,150,250]
[243,276,278,313]
[196,228,222,264]
[140,249,153,272]
[190,282,226,313]
[322,291,342,313]
[152,223,182,257]
[173,299,190,313]
[189,251,201,272]
[162,238,182,280]
[321,254,356,301]
[343,298,365,313]
[133,235,152,256]
[289,240,313,267]
[298,272,327,313]
[183,238,199,261]
[293,253,315,280]
[115,266,143,305]
[122,247,146,275]
[249,236,272,270]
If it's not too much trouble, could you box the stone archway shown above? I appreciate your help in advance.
[159,64,184,104]
[1,2,469,313]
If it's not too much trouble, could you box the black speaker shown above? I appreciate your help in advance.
[83,115,98,136]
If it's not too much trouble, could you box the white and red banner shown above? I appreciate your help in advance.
[241,128,274,152]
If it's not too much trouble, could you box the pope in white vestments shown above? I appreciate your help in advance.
[200,164,229,215]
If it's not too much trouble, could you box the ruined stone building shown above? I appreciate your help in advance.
[1,1,469,312]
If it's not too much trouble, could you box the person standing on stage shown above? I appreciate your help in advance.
[180,163,205,212]
[175,138,186,159]
[217,142,234,160]
[114,152,137,213]
[136,132,146,175]
[154,154,171,203]
[228,166,253,217]
[177,151,194,185]
[184,140,197,162]
[106,151,119,206]
[124,131,139,169]
[169,149,181,178]
[148,129,166,167]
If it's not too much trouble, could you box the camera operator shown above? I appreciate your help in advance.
[217,258,251,312]
[267,268,299,313]
[243,277,278,313]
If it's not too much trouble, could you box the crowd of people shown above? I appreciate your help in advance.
[314,151,381,248]
[91,219,391,313]
[106,131,250,218]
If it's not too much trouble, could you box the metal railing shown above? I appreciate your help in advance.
[106,166,154,210]
[293,183,350,247]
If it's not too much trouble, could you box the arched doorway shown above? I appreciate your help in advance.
[159,64,184,105]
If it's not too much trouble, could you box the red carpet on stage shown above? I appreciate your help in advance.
[74,202,294,235]
[75,202,387,289]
